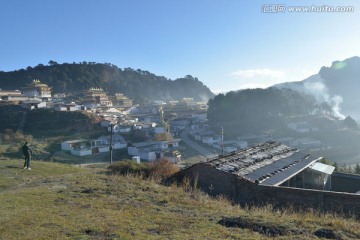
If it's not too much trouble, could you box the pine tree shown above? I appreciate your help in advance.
[355,163,360,174]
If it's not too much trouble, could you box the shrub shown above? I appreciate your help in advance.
[108,160,150,177]
[108,159,180,182]
[148,158,180,182]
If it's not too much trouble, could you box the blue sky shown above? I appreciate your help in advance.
[1,0,360,93]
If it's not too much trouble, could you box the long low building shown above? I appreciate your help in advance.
[61,135,127,156]
[172,141,360,217]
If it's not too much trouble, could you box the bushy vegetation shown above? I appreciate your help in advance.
[0,105,103,137]
[24,108,102,133]
[108,159,180,182]
[320,158,360,174]
[0,104,24,130]
[148,158,180,181]
[343,116,358,129]
[335,162,360,174]
[0,129,33,159]
[108,160,151,176]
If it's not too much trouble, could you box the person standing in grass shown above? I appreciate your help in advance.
[22,142,32,170]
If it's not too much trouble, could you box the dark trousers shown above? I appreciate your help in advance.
[24,155,31,168]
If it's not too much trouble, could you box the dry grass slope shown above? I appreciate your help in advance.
[1,159,360,239]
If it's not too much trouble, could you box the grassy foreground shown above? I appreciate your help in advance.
[1,160,360,240]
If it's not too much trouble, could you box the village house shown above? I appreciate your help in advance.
[61,135,127,156]
[212,140,248,153]
[51,93,66,103]
[53,102,87,112]
[128,142,157,161]
[134,122,157,129]
[107,123,132,134]
[163,98,207,115]
[1,95,42,103]
[20,101,47,110]
[173,141,360,217]
[189,123,209,135]
[97,135,127,149]
[52,93,66,99]
[61,139,103,156]
[193,130,214,141]
[0,88,45,104]
[143,115,161,123]
[0,89,22,97]
[103,107,122,115]
[169,119,189,132]
[201,134,222,145]
[128,139,181,162]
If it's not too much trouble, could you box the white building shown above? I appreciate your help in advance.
[128,142,157,161]
[21,101,47,110]
[53,103,86,112]
[97,135,127,149]
[61,135,127,156]
[212,140,248,153]
[61,139,99,156]
[127,139,181,162]
[108,124,132,133]
[201,134,222,145]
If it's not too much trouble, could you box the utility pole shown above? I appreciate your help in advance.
[221,126,224,155]
[109,122,113,164]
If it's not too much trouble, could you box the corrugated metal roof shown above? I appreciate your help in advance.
[259,156,321,186]
[208,141,322,186]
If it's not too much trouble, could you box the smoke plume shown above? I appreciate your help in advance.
[304,79,345,119]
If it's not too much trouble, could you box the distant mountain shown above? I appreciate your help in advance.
[0,62,214,103]
[274,56,360,120]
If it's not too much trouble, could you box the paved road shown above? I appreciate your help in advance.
[180,129,218,159]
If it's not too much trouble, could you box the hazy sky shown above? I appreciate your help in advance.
[1,0,360,93]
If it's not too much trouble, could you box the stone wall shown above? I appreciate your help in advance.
[332,172,360,193]
[177,163,360,218]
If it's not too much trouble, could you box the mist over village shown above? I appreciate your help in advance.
[2,1,360,239]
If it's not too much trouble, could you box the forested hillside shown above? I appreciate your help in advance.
[0,61,214,103]
[207,88,316,136]
[0,105,102,137]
